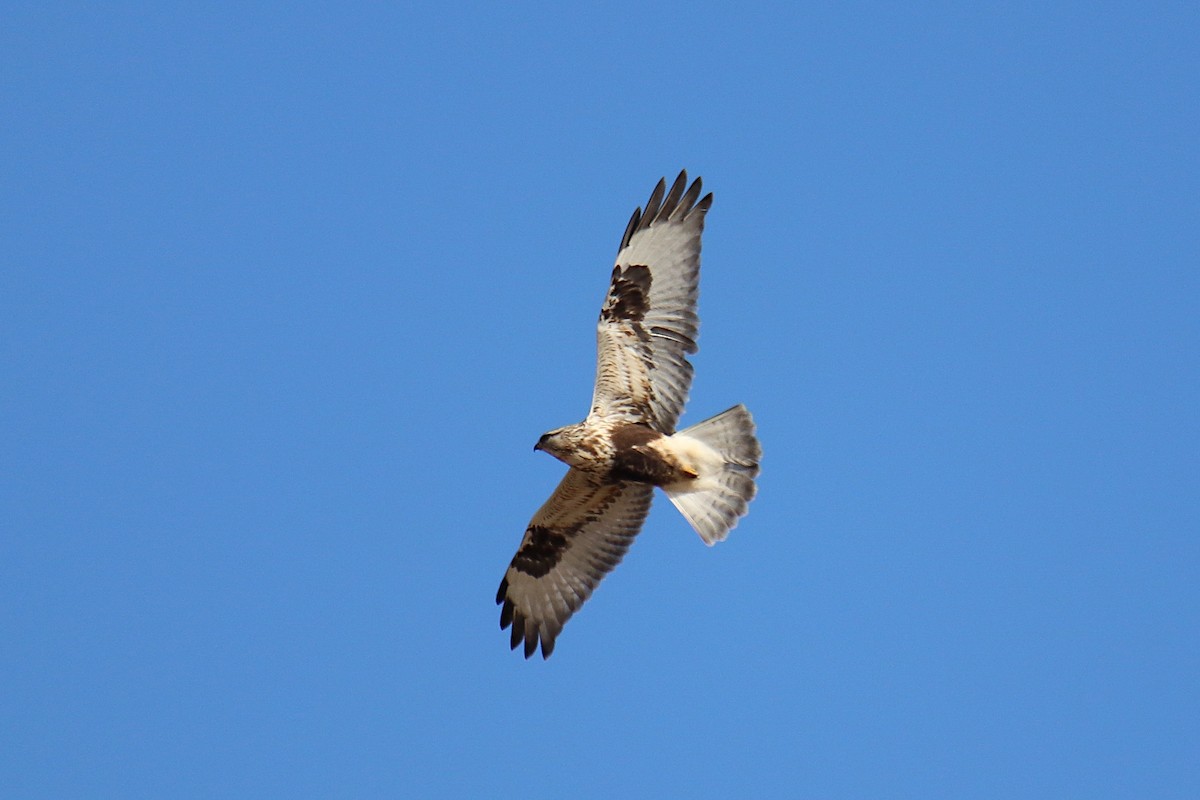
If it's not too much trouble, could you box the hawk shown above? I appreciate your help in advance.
[496,171,762,659]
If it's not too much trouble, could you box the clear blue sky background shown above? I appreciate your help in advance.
[3,3,1197,797]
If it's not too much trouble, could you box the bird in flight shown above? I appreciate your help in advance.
[496,171,761,659]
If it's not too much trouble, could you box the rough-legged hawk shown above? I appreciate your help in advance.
[497,171,761,659]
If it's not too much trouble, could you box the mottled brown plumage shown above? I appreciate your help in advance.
[496,172,761,659]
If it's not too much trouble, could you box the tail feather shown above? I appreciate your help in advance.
[664,404,761,545]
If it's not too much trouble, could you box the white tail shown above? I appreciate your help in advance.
[663,404,762,545]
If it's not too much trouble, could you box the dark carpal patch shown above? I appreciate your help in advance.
[601,264,652,323]
[511,524,573,578]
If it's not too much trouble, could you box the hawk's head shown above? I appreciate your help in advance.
[533,424,595,469]
[534,428,568,457]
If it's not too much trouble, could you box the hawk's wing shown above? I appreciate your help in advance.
[590,171,712,434]
[496,468,654,659]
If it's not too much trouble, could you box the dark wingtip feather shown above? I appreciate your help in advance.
[676,174,702,216]
[499,598,514,629]
[642,177,667,224]
[619,206,642,253]
[495,576,509,605]
[618,170,712,251]
[659,171,688,221]
[523,632,538,659]
[510,614,525,650]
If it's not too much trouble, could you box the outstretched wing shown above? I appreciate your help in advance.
[497,469,654,659]
[590,170,712,434]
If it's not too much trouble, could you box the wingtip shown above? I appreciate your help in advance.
[642,177,667,224]
[619,206,642,254]
[499,600,558,659]
[617,170,712,251]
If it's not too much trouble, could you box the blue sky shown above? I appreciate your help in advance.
[3,2,1197,797]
